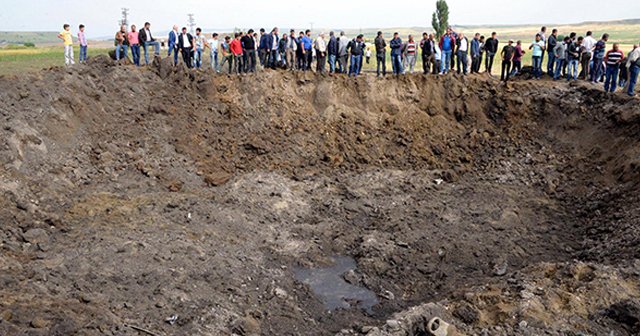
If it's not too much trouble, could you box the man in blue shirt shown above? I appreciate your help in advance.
[529,34,546,79]
[390,32,404,76]
[301,30,313,71]
[439,28,455,74]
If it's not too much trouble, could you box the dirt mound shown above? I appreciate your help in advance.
[1,58,640,335]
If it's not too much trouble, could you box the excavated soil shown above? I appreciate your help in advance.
[1,55,640,336]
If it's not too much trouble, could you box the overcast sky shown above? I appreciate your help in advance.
[1,0,638,37]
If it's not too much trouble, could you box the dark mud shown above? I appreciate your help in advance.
[0,55,639,335]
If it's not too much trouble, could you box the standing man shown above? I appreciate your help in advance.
[405,35,418,73]
[219,36,233,74]
[538,26,547,67]
[553,37,569,80]
[390,32,404,76]
[484,32,499,75]
[456,32,469,75]
[439,28,455,74]
[241,29,256,73]
[375,31,387,77]
[178,27,194,68]
[139,22,160,65]
[114,25,129,61]
[303,30,313,71]
[546,29,558,75]
[348,34,366,77]
[168,25,180,65]
[591,34,609,83]
[77,24,88,64]
[421,33,436,75]
[626,44,640,97]
[194,28,206,69]
[529,34,545,79]
[207,33,219,71]
[286,30,298,71]
[500,40,515,81]
[258,28,268,67]
[511,40,525,77]
[338,32,350,73]
[57,24,75,66]
[581,31,596,80]
[327,31,338,73]
[566,36,582,81]
[603,44,624,92]
[296,31,306,70]
[470,33,481,74]
[230,32,244,74]
[315,33,327,73]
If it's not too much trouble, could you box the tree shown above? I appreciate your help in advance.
[432,0,449,39]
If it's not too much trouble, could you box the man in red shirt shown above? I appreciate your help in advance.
[230,32,244,74]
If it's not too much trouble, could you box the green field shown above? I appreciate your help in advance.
[0,46,112,75]
[0,31,59,45]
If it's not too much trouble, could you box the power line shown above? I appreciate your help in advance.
[120,8,130,27]
[187,14,196,34]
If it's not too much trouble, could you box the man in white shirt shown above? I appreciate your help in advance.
[581,31,597,80]
[207,33,219,71]
[315,33,327,73]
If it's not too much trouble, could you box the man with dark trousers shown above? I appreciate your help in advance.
[420,32,436,75]
[177,27,194,68]
[241,29,256,73]
[484,32,499,74]
[500,39,515,81]
[374,31,387,77]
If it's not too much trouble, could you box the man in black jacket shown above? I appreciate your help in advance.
[178,27,194,68]
[138,22,160,65]
[241,29,256,73]
[484,32,499,74]
[327,31,338,73]
[420,32,435,75]
[374,31,387,77]
[348,34,366,77]
[546,29,558,74]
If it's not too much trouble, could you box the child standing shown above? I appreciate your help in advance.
[57,24,75,65]
[77,24,88,63]
[365,48,371,64]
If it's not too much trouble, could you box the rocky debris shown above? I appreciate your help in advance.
[0,58,639,336]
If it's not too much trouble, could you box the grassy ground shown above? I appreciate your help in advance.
[0,46,111,75]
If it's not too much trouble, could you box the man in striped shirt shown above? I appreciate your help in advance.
[604,44,624,93]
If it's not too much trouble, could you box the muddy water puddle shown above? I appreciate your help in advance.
[294,256,379,313]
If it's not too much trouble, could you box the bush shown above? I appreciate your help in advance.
[23,42,35,48]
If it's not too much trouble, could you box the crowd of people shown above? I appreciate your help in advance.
[57,23,640,97]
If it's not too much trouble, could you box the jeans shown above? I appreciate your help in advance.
[604,66,620,92]
[131,44,141,66]
[554,59,565,80]
[441,50,452,73]
[532,55,542,78]
[306,51,313,71]
[64,45,75,65]
[547,50,556,74]
[501,60,511,81]
[567,59,579,80]
[219,55,232,73]
[456,51,468,74]
[510,60,521,76]
[628,64,639,96]
[244,50,256,72]
[405,54,416,73]
[485,52,495,73]
[168,45,179,65]
[392,54,403,75]
[194,48,203,68]
[210,51,218,70]
[471,55,480,73]
[349,55,363,76]
[115,45,128,60]
[79,45,88,63]
[377,52,387,76]
[233,54,243,74]
[143,41,160,64]
[328,54,337,73]
[591,57,604,82]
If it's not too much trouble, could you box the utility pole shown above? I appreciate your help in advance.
[309,22,314,32]
[187,14,196,34]
[120,8,129,27]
